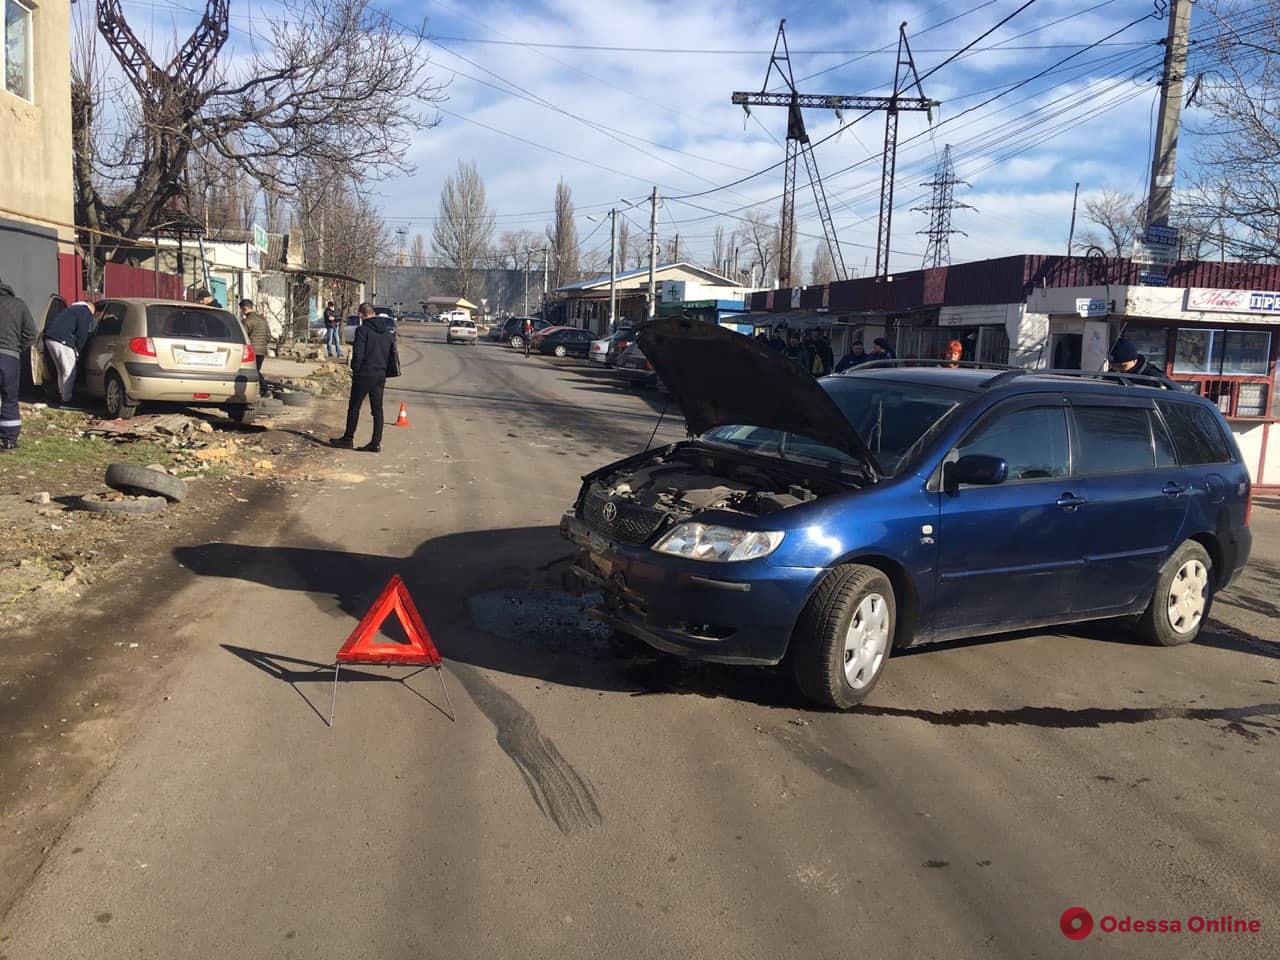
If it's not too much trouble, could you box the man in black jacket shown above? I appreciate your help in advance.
[1109,337,1164,379]
[331,303,396,453]
[43,300,100,405]
[0,279,37,450]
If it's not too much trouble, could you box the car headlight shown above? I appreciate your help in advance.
[653,524,785,562]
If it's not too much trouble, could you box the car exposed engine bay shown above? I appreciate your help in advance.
[580,443,856,543]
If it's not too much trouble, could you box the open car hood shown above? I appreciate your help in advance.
[637,316,881,478]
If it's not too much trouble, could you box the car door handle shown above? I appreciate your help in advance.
[1056,493,1086,510]
[1162,482,1185,498]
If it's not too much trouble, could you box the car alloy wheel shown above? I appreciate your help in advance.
[843,593,890,689]
[1166,558,1208,634]
[554,344,568,357]
[510,335,524,350]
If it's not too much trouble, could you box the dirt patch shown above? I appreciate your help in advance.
[0,402,327,632]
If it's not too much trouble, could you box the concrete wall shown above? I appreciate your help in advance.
[0,215,58,311]
[0,0,73,243]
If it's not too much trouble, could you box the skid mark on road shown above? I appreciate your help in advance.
[861,701,1280,736]
[450,663,602,834]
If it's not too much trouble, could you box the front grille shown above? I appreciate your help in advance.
[582,485,667,545]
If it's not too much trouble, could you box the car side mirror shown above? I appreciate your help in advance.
[944,454,1008,493]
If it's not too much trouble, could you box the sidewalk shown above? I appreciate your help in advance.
[1213,496,1279,643]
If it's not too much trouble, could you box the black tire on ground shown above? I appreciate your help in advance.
[227,404,257,425]
[509,335,524,350]
[790,564,896,710]
[1137,540,1214,647]
[75,493,167,515]
[104,372,137,419]
[554,344,568,357]
[280,391,312,407]
[104,463,188,503]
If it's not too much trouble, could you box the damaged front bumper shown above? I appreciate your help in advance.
[560,511,819,665]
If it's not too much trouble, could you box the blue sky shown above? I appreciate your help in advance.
[115,0,1231,276]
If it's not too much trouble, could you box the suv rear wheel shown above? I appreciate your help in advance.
[509,334,525,350]
[1138,540,1213,647]
[792,564,895,710]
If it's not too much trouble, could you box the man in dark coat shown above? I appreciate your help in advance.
[42,301,100,405]
[869,337,896,361]
[1109,337,1164,379]
[834,340,867,373]
[815,333,834,375]
[331,303,396,453]
[0,279,37,450]
[323,300,343,359]
[782,331,813,375]
[239,299,271,394]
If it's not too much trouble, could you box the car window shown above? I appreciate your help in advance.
[94,303,126,338]
[1150,409,1177,468]
[1157,400,1233,465]
[147,306,245,342]
[1071,406,1155,475]
[956,405,1069,481]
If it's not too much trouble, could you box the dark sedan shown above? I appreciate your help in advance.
[538,327,594,358]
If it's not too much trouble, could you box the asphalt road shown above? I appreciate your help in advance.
[3,326,1277,959]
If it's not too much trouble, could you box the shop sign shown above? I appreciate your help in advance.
[1186,288,1280,314]
[1076,298,1109,318]
[1143,224,1179,247]
[1131,238,1177,267]
[1138,270,1166,287]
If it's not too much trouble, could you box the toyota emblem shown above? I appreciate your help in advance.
[602,501,618,522]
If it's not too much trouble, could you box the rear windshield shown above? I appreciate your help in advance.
[147,306,244,342]
[452,320,475,328]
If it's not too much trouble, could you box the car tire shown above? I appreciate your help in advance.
[104,372,137,420]
[510,335,524,350]
[227,404,257,424]
[1137,540,1214,647]
[791,564,895,710]
[75,493,167,515]
[554,345,568,357]
[104,463,188,502]
[280,391,312,407]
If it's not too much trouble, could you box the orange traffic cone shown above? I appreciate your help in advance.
[393,401,410,427]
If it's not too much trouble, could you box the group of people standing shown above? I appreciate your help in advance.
[756,327,905,378]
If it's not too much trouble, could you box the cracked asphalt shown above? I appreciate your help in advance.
[1,325,1276,959]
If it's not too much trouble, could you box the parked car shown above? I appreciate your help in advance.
[530,325,572,351]
[614,342,657,386]
[38,298,260,422]
[589,327,639,366]
[493,316,553,348]
[538,327,594,358]
[344,312,398,344]
[561,316,1252,710]
[447,318,478,344]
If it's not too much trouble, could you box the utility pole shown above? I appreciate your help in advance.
[608,208,618,331]
[1066,181,1080,256]
[647,187,658,320]
[1146,0,1192,228]
[542,244,549,317]
[523,249,530,315]
[733,20,935,283]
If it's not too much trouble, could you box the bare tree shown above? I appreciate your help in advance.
[295,173,388,308]
[410,233,427,267]
[547,179,579,288]
[711,225,729,275]
[616,219,631,273]
[432,160,496,301]
[809,243,836,285]
[735,208,777,284]
[74,0,442,262]
[1181,0,1280,259]
[497,229,540,269]
[1080,189,1143,257]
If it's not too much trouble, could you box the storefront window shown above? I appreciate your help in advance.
[1236,383,1269,419]
[1125,327,1168,370]
[3,0,31,102]
[1221,331,1271,376]
[1173,329,1221,375]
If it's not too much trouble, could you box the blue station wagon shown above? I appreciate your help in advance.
[561,317,1253,709]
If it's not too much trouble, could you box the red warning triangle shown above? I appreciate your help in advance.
[334,575,442,666]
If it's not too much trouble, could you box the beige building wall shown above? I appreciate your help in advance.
[0,0,74,240]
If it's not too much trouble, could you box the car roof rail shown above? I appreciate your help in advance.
[851,359,1019,372]
[980,367,1183,391]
